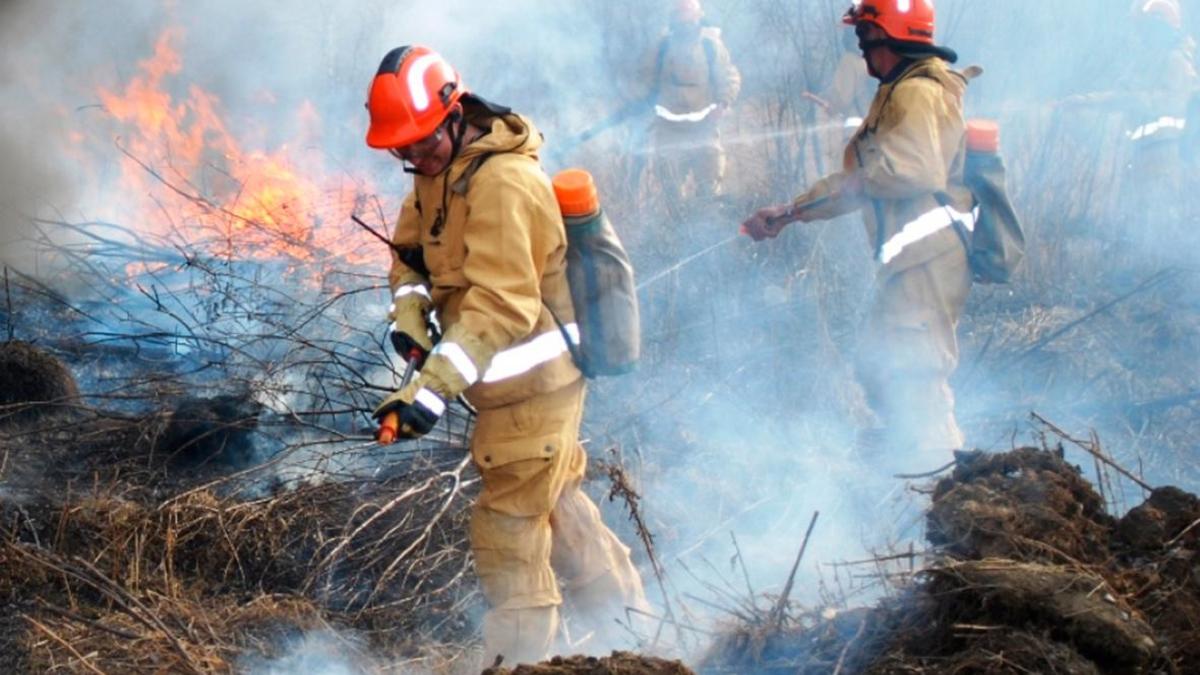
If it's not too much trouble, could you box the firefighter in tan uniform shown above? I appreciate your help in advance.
[743,0,974,472]
[1124,0,1197,253]
[364,46,648,666]
[648,0,741,204]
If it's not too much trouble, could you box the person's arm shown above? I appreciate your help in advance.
[387,191,434,359]
[854,78,959,200]
[711,36,741,107]
[388,191,428,293]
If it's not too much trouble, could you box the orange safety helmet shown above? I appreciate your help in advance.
[1136,0,1183,30]
[672,0,704,24]
[365,45,464,149]
[843,0,936,45]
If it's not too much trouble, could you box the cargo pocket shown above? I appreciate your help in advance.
[472,399,566,517]
[474,438,563,517]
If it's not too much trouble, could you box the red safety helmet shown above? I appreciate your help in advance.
[366,45,464,149]
[673,0,704,23]
[843,0,936,45]
[1136,0,1182,30]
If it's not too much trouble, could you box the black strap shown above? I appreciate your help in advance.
[702,36,719,99]
[935,191,973,255]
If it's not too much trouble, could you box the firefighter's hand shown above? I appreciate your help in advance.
[373,379,445,441]
[390,330,429,368]
[389,289,434,363]
[741,204,793,241]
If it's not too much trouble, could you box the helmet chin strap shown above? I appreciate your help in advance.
[447,111,468,164]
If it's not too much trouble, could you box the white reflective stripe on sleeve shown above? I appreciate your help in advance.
[1128,116,1187,141]
[414,387,446,416]
[481,323,580,384]
[878,205,978,265]
[430,341,480,385]
[655,103,718,123]
[393,284,432,301]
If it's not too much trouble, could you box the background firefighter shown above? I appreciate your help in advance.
[742,0,973,478]
[1123,0,1197,258]
[645,0,741,207]
[364,45,648,667]
[1058,0,1199,263]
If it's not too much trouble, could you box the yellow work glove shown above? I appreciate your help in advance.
[372,353,473,441]
[388,284,434,364]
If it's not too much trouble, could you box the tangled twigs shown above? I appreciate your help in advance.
[302,454,474,614]
[23,614,108,675]
[601,451,685,648]
[7,542,206,674]
[1032,412,1153,492]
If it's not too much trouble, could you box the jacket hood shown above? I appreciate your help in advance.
[456,96,542,166]
[900,56,968,99]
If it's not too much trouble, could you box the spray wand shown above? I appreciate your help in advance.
[635,194,833,292]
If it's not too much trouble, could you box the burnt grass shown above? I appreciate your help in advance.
[0,343,480,673]
[3,333,1200,674]
[699,447,1200,674]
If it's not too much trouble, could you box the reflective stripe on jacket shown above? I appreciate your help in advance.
[1127,46,1197,146]
[389,109,581,409]
[792,57,974,276]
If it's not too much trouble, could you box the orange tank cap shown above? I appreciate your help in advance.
[552,168,601,218]
[966,119,1000,153]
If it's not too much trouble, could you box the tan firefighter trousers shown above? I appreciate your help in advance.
[470,378,648,666]
[653,117,725,205]
[855,246,971,469]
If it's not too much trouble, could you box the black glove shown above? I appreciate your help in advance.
[390,331,429,368]
[372,377,446,440]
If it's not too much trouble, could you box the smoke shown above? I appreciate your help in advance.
[0,1,74,275]
[239,629,381,675]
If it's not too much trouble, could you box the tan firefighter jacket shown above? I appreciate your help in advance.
[388,109,581,410]
[1126,41,1198,146]
[794,57,973,276]
[648,26,741,120]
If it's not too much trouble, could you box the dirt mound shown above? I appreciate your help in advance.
[0,340,79,424]
[156,393,263,467]
[924,559,1157,669]
[483,651,695,675]
[927,447,1114,562]
[700,447,1200,674]
[1114,486,1200,552]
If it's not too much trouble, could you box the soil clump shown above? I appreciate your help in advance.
[700,446,1200,674]
[0,340,79,424]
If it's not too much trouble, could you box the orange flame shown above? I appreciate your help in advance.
[87,28,393,277]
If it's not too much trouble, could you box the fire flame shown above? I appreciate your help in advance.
[87,28,392,276]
